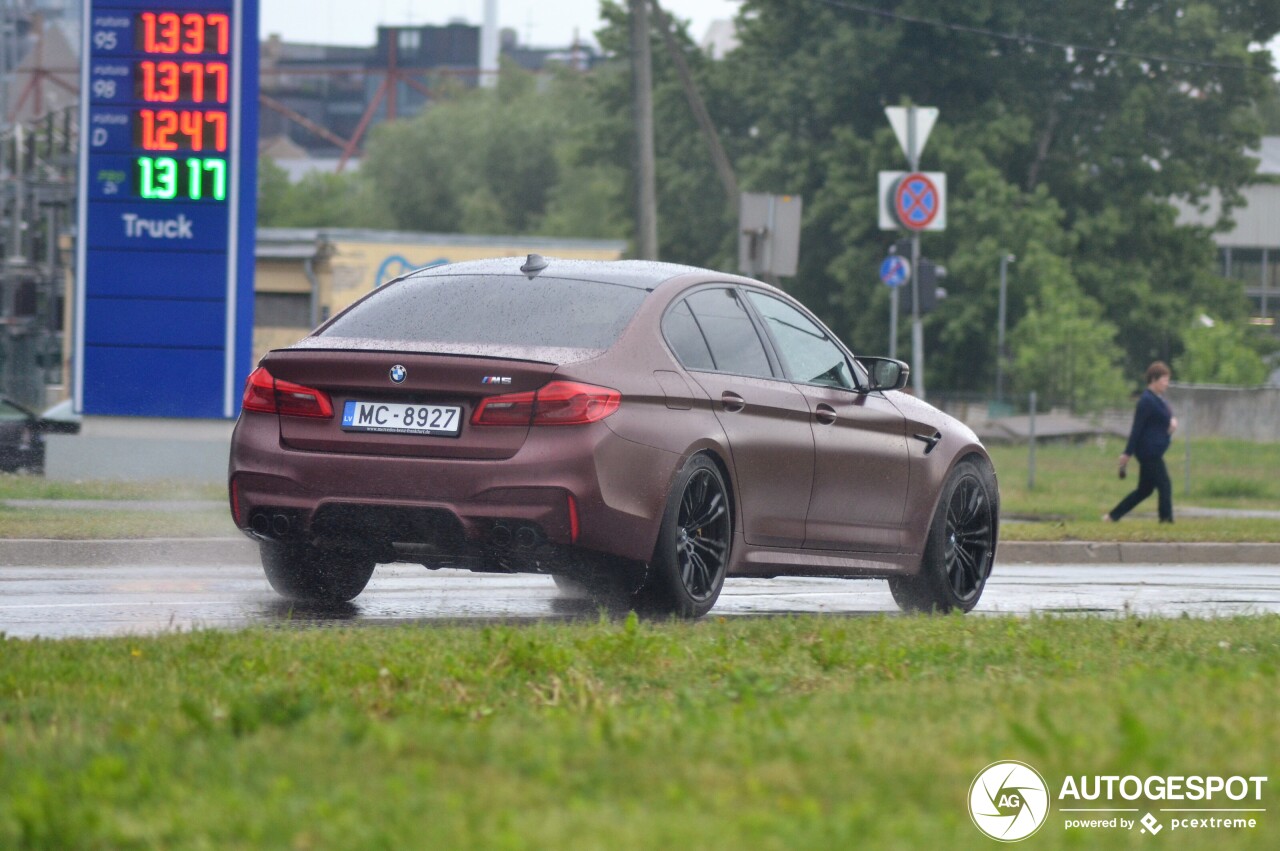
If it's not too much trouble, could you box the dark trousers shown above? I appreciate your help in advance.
[1109,455,1173,522]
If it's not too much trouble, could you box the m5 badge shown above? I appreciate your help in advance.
[481,376,512,385]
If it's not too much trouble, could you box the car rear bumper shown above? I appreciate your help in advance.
[228,411,678,565]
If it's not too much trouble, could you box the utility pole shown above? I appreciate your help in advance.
[650,0,737,208]
[630,0,658,259]
[996,253,1015,405]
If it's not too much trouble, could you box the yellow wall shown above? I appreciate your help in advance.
[325,238,626,314]
[251,234,626,364]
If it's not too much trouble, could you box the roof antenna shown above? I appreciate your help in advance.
[520,253,549,277]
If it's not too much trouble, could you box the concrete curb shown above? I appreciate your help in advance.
[998,541,1280,565]
[0,538,1276,568]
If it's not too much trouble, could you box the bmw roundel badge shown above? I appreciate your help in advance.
[389,364,407,383]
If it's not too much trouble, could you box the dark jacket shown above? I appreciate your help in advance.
[1123,388,1173,462]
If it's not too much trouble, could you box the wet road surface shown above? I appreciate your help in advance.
[1,561,1278,638]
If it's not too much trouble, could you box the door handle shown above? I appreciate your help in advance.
[720,391,745,413]
[814,403,837,425]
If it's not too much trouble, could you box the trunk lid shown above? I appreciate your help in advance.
[262,348,563,460]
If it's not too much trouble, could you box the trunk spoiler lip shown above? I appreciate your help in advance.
[278,338,604,367]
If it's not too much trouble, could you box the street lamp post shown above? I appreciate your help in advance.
[996,253,1015,405]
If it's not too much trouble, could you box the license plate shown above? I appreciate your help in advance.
[341,401,463,436]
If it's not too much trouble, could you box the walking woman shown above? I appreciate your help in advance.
[1104,361,1178,523]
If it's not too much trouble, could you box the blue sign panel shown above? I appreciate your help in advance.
[880,255,910,288]
[75,0,258,418]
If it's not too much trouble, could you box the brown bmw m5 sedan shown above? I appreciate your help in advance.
[228,255,998,617]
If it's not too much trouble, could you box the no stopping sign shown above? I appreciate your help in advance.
[892,172,942,231]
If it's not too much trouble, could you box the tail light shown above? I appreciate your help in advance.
[472,381,621,426]
[241,367,333,418]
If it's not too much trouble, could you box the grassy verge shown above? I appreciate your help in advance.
[0,506,236,539]
[2,615,1275,849]
[0,476,223,502]
[989,437,1280,542]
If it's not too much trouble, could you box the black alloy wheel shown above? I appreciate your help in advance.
[943,470,994,604]
[675,467,731,601]
[889,458,997,614]
[642,454,732,618]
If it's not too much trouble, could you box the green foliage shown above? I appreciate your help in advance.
[1009,280,1130,411]
[256,157,391,230]
[1173,319,1269,385]
[643,0,1275,393]
[358,62,627,238]
[255,1,1280,403]
[1,616,1276,848]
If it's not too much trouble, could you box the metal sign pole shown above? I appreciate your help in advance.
[907,106,925,398]
[889,278,899,359]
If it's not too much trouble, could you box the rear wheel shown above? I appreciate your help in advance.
[259,541,376,603]
[638,454,731,618]
[890,458,997,614]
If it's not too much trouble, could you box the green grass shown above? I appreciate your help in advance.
[989,437,1280,542]
[0,475,223,502]
[1,615,1275,849]
[0,506,236,539]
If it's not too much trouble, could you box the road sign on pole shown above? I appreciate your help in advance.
[892,172,944,231]
[880,255,910,288]
[885,106,938,166]
[882,105,941,401]
[878,171,947,231]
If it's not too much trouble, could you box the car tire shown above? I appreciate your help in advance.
[259,541,376,603]
[889,457,997,614]
[637,453,732,619]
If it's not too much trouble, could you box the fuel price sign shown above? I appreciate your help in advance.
[75,0,258,419]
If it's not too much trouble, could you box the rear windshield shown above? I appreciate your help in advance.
[319,274,648,350]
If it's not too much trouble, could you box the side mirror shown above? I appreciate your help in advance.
[856,357,910,392]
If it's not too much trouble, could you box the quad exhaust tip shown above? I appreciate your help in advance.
[489,521,544,550]
[249,511,293,539]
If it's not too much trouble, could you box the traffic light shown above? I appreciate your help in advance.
[897,258,947,314]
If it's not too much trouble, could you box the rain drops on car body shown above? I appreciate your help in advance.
[228,256,998,617]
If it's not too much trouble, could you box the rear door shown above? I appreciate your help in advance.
[743,290,909,552]
[663,287,814,548]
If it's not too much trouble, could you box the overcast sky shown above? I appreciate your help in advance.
[259,1,743,49]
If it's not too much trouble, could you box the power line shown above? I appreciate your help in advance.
[814,0,1272,75]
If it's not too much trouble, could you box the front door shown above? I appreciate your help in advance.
[743,290,910,552]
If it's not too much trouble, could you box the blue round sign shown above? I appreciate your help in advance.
[880,255,911,287]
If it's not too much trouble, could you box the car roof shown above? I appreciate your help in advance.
[401,255,709,291]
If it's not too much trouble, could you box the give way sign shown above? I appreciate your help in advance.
[877,171,947,232]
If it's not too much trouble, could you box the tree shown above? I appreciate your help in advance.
[665,0,1278,393]
[1173,318,1269,384]
[1010,279,1130,412]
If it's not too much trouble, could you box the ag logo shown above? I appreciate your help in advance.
[969,761,1051,842]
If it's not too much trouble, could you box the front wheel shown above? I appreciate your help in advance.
[260,541,376,603]
[890,457,998,614]
[638,454,732,618]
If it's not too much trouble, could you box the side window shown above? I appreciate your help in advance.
[684,288,773,379]
[661,300,716,370]
[746,292,855,390]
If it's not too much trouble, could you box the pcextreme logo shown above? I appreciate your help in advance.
[968,762,1269,841]
[969,761,1051,842]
